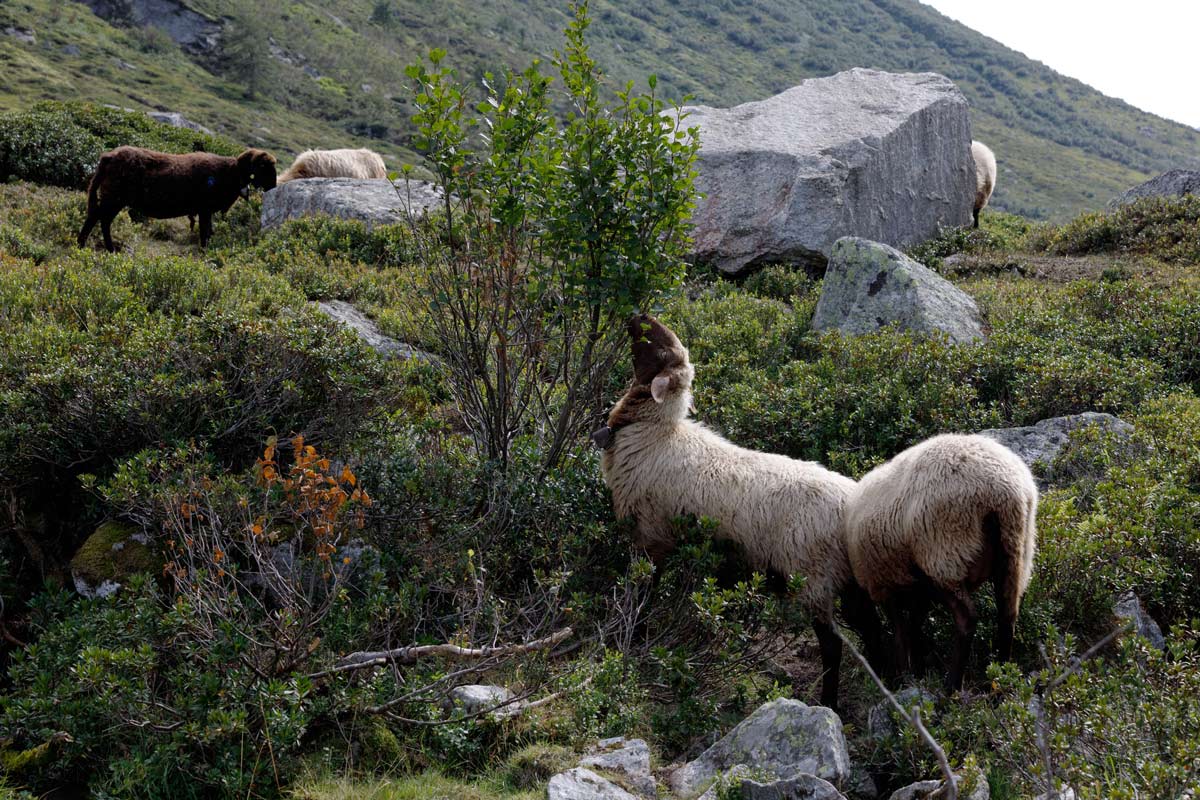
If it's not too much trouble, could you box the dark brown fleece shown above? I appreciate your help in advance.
[77,145,277,251]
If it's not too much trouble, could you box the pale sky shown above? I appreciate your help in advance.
[920,1,1200,129]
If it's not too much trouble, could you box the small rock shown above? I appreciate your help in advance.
[61,43,81,55]
[361,83,373,93]
[669,699,850,799]
[1033,789,1076,800]
[447,684,515,717]
[4,26,36,44]
[315,300,435,363]
[1114,591,1166,650]
[548,767,640,800]
[1110,170,1200,207]
[741,772,847,800]
[867,688,936,742]
[70,522,160,599]
[887,766,988,800]
[812,237,985,344]
[580,737,655,797]
[845,767,879,800]
[147,110,214,135]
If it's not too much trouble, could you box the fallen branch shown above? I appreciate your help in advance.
[310,626,573,679]
[835,626,957,800]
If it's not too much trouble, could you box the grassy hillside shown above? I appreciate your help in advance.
[3,0,1198,218]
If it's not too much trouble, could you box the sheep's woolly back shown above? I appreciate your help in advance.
[845,433,1037,614]
[971,140,997,213]
[278,148,388,183]
[600,404,857,619]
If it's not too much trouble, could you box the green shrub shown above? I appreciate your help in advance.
[1041,195,1200,264]
[0,102,240,189]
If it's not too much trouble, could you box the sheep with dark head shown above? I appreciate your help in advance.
[77,145,277,251]
[596,314,884,708]
[844,433,1037,691]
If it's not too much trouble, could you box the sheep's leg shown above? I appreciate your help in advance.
[198,213,213,248]
[812,618,841,711]
[992,545,1016,666]
[936,586,977,692]
[100,208,121,253]
[77,208,100,248]
[973,208,981,229]
[840,584,889,677]
[905,588,934,678]
[883,600,912,676]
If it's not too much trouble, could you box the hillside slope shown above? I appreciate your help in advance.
[2,0,1197,219]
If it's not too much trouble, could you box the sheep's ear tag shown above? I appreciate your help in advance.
[591,425,613,450]
[650,374,671,403]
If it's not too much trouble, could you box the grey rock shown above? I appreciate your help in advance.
[1033,790,1076,800]
[669,699,850,799]
[315,300,435,363]
[548,768,641,800]
[83,0,221,55]
[845,767,878,800]
[580,737,655,797]
[979,412,1134,486]
[1115,591,1166,650]
[447,684,516,716]
[741,773,847,800]
[62,43,81,55]
[867,688,937,742]
[4,26,36,44]
[812,237,984,344]
[682,68,974,276]
[887,767,988,800]
[1111,170,1200,206]
[261,177,444,231]
[147,111,214,136]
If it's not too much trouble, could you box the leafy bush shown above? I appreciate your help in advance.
[1039,195,1200,264]
[0,101,240,189]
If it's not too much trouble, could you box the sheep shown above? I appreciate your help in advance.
[77,146,277,252]
[277,148,388,183]
[843,433,1038,691]
[595,314,884,709]
[971,140,997,229]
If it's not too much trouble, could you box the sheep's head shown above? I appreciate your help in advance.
[238,148,278,191]
[594,314,694,448]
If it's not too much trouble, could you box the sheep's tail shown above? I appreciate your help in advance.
[988,493,1037,618]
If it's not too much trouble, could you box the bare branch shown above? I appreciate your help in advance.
[311,626,573,679]
[835,626,957,800]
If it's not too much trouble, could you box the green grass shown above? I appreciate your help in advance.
[291,773,540,800]
[2,0,1198,217]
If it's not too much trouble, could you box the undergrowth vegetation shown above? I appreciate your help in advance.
[2,11,1200,800]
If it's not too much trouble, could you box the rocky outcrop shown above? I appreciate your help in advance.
[580,737,656,797]
[83,0,221,56]
[547,768,641,800]
[315,300,435,363]
[978,412,1134,486]
[261,178,444,231]
[682,68,974,276]
[147,111,214,135]
[669,699,851,799]
[1114,591,1166,650]
[3,26,36,44]
[1111,170,1200,206]
[812,237,985,344]
[70,522,160,599]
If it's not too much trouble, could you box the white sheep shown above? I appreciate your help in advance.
[971,140,997,229]
[278,148,388,183]
[596,314,883,708]
[844,433,1037,690]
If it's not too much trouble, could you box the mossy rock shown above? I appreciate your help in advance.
[504,743,577,789]
[69,521,160,599]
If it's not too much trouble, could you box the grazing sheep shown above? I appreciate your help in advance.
[844,433,1038,690]
[971,140,997,229]
[277,148,388,183]
[596,314,884,709]
[77,146,277,251]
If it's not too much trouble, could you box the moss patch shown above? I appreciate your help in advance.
[69,521,160,588]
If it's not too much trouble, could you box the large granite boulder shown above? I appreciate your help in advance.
[1110,170,1200,206]
[682,68,974,276]
[978,412,1134,486]
[669,699,850,799]
[261,178,444,231]
[812,237,984,344]
[83,0,221,56]
[315,300,435,363]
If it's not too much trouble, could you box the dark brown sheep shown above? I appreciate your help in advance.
[77,146,277,251]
